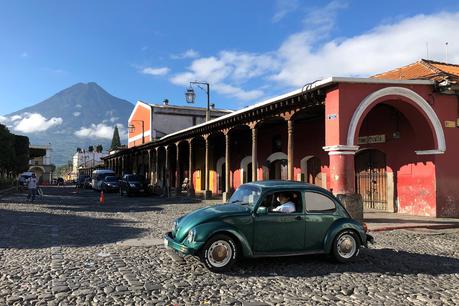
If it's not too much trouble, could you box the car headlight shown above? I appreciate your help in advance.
[106,183,112,187]
[129,183,136,187]
[187,229,196,243]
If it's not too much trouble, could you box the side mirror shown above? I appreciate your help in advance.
[256,206,268,215]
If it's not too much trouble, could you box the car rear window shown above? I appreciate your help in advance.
[305,191,336,212]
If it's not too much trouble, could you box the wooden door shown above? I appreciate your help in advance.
[355,150,387,210]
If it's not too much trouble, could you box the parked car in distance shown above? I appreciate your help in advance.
[91,169,115,191]
[101,176,120,192]
[83,177,92,189]
[119,174,147,196]
[164,180,374,272]
[56,177,65,186]
[76,175,90,188]
[18,172,33,190]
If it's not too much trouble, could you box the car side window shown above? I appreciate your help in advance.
[305,191,336,212]
[262,191,303,214]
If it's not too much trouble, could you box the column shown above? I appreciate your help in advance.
[251,126,258,182]
[287,119,294,180]
[154,148,159,184]
[176,142,181,190]
[147,149,152,185]
[223,132,231,202]
[188,139,195,195]
[165,146,170,196]
[204,136,212,199]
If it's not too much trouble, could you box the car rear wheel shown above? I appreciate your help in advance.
[332,230,360,263]
[199,234,237,272]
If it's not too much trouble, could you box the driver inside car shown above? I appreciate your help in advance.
[272,192,296,213]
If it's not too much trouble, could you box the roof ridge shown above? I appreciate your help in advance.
[421,58,459,67]
[419,59,444,74]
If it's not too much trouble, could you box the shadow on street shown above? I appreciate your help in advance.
[224,248,459,277]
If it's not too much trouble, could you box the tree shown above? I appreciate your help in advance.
[76,147,82,153]
[14,135,30,175]
[96,145,103,153]
[0,124,15,177]
[110,125,121,150]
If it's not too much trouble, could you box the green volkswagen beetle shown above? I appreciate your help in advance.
[164,181,374,272]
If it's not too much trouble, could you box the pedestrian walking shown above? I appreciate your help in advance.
[26,173,39,202]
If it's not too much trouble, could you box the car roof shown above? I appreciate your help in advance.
[244,180,329,192]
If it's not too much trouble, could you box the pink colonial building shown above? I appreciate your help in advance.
[104,59,459,218]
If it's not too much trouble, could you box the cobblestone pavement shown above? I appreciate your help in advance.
[0,187,458,305]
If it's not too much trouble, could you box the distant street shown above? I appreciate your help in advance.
[0,187,458,305]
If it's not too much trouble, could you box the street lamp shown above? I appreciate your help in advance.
[128,120,145,144]
[185,81,211,121]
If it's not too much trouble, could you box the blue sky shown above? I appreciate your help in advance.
[1,0,459,115]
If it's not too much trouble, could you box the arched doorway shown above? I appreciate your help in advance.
[355,149,387,210]
[216,157,225,193]
[240,155,252,184]
[306,157,322,186]
[264,152,288,180]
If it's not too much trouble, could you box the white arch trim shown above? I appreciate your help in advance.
[266,152,288,162]
[240,155,252,184]
[347,87,446,155]
[216,157,225,192]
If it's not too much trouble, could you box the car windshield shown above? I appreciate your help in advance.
[105,176,118,182]
[127,175,144,182]
[228,185,261,208]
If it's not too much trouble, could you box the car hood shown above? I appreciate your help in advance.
[174,204,251,241]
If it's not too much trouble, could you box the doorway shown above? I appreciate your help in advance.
[355,149,387,210]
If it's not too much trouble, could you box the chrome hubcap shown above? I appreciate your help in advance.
[207,240,232,267]
[337,234,356,259]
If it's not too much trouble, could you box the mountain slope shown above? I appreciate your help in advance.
[5,82,133,165]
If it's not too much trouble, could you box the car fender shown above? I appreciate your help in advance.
[192,221,253,257]
[323,218,367,253]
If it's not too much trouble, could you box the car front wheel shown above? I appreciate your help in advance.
[200,234,237,272]
[332,230,360,263]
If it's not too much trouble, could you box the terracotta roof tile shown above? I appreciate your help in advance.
[371,59,459,82]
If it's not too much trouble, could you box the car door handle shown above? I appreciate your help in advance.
[295,216,303,221]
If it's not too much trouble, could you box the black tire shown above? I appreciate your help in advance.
[332,230,361,263]
[199,234,238,272]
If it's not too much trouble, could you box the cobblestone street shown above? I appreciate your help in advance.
[0,187,458,305]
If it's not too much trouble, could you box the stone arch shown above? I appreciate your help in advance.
[263,152,288,180]
[347,87,445,155]
[240,155,252,184]
[300,156,325,187]
[216,157,225,193]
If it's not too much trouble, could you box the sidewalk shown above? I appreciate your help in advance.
[364,211,459,232]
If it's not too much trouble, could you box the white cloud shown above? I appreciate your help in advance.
[170,51,276,100]
[141,67,170,76]
[272,0,299,23]
[272,11,459,86]
[0,115,8,124]
[73,112,81,117]
[173,5,459,97]
[13,113,63,133]
[75,123,127,140]
[75,104,82,108]
[171,49,200,59]
[10,115,22,121]
[110,117,119,123]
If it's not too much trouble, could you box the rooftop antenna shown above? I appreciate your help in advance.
[445,42,449,62]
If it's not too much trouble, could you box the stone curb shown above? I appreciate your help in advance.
[369,223,459,232]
